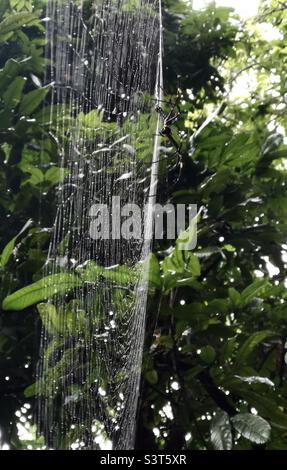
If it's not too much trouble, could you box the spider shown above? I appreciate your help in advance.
[155,103,180,137]
[154,100,183,184]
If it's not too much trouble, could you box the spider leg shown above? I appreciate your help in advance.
[165,115,177,127]
[171,138,184,186]
[166,132,180,151]
[164,109,173,122]
[160,130,183,181]
[155,106,169,123]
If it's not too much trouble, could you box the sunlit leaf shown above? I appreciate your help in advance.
[0,219,32,268]
[210,411,232,450]
[234,375,274,387]
[231,413,271,444]
[2,273,81,311]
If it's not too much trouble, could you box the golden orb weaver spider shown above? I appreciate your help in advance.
[154,98,183,184]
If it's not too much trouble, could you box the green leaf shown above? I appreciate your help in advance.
[45,166,66,186]
[2,273,81,311]
[0,59,22,90]
[232,389,287,430]
[236,331,276,365]
[200,345,216,364]
[77,260,139,286]
[221,337,238,362]
[145,370,158,385]
[188,253,201,277]
[21,166,44,186]
[24,382,36,398]
[176,208,200,252]
[210,411,232,450]
[3,76,26,108]
[228,287,241,308]
[216,6,234,21]
[33,104,69,126]
[162,247,201,292]
[0,219,33,268]
[19,85,50,116]
[37,302,82,336]
[1,238,17,268]
[0,12,39,42]
[223,244,236,252]
[200,168,233,197]
[37,303,59,334]
[241,279,268,305]
[231,413,271,444]
[145,253,162,289]
[171,302,204,321]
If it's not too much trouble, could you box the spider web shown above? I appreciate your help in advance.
[36,0,163,450]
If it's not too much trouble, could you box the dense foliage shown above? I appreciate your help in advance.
[1,0,287,450]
